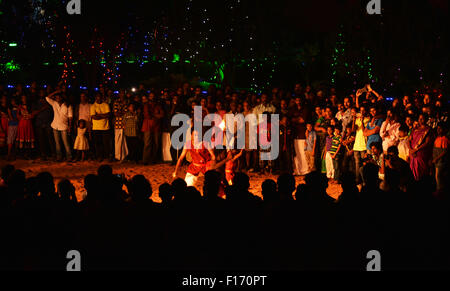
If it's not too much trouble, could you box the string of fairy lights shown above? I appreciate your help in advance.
[140,31,151,68]
[60,26,76,84]
[331,26,378,89]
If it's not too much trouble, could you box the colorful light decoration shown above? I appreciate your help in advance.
[264,53,277,90]
[182,0,194,60]
[60,25,76,84]
[4,60,20,72]
[140,31,152,67]
[110,33,127,87]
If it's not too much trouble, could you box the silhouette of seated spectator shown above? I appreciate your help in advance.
[277,173,296,201]
[36,172,56,200]
[227,172,262,206]
[82,174,100,203]
[1,164,15,187]
[8,169,26,204]
[360,163,382,197]
[57,179,77,203]
[97,164,113,179]
[171,178,188,205]
[261,179,278,202]
[385,145,414,192]
[202,170,226,208]
[127,174,152,202]
[158,182,173,206]
[304,171,336,207]
[336,171,360,207]
[24,176,40,200]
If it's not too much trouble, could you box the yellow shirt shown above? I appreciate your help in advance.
[353,116,370,151]
[90,102,110,130]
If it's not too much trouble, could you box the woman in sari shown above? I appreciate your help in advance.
[409,114,433,181]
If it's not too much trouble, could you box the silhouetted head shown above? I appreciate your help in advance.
[57,179,77,202]
[1,164,15,184]
[25,177,40,198]
[277,173,296,199]
[127,175,152,201]
[159,183,173,204]
[83,174,99,200]
[362,163,380,188]
[203,170,221,198]
[97,164,113,179]
[36,172,55,198]
[262,179,278,202]
[339,171,358,194]
[172,178,187,196]
[185,186,202,202]
[232,172,250,192]
[304,171,328,194]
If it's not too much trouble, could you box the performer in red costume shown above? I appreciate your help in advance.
[172,128,216,186]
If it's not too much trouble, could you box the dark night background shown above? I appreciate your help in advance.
[0,0,449,95]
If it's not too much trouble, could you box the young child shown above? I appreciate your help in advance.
[397,124,411,162]
[305,123,317,172]
[225,149,244,185]
[432,123,448,192]
[74,119,89,161]
[330,125,343,183]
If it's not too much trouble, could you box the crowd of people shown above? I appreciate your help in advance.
[0,80,449,269]
[0,82,448,193]
[0,163,449,270]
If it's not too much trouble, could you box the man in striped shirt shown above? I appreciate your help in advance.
[325,125,342,183]
[113,90,129,161]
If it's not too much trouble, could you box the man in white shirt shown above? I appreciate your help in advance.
[380,110,400,153]
[46,90,73,161]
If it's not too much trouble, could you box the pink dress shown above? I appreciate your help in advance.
[409,126,432,181]
[17,105,34,148]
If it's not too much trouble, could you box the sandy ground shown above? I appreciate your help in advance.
[1,159,342,203]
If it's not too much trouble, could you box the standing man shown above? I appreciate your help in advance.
[90,93,112,162]
[113,90,128,161]
[341,97,353,134]
[33,89,56,161]
[45,90,73,162]
[290,97,310,176]
[253,93,276,172]
[141,93,164,165]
